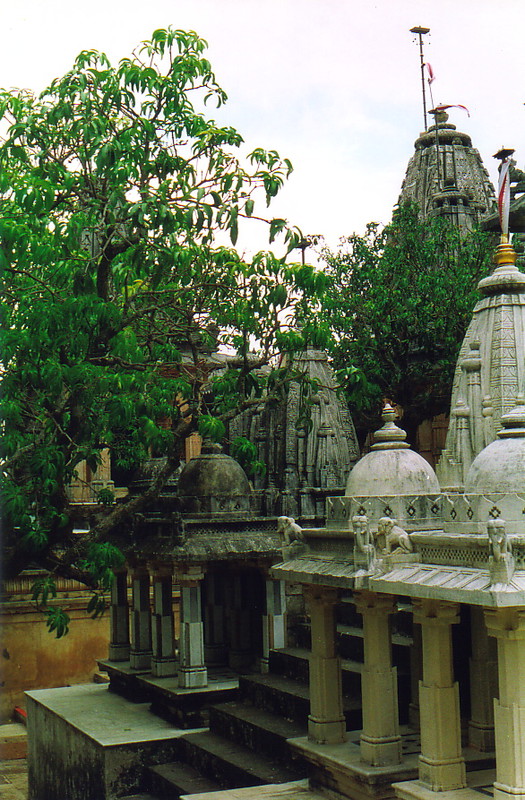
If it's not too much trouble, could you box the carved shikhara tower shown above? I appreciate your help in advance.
[399,111,497,231]
[437,239,525,489]
[229,347,360,522]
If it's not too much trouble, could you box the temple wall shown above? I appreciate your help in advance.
[0,571,109,722]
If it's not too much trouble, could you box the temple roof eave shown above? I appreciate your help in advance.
[270,555,525,607]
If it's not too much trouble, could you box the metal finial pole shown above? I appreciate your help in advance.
[410,26,430,131]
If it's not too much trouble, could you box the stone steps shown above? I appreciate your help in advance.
[138,646,365,797]
[121,794,161,800]
[209,701,307,765]
[269,646,363,697]
[149,760,221,798]
[238,672,362,730]
[174,730,301,789]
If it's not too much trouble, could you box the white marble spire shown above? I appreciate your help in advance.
[437,239,525,488]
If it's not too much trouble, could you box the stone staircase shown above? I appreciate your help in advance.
[127,643,369,799]
[120,604,413,799]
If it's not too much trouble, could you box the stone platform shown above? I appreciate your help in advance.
[394,769,496,800]
[99,659,239,727]
[26,684,201,800]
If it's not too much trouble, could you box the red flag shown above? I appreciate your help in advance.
[432,103,470,117]
[424,63,435,84]
[498,159,511,238]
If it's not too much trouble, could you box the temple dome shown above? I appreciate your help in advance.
[465,405,525,494]
[177,442,252,515]
[345,405,440,497]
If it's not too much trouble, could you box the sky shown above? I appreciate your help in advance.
[1,0,524,258]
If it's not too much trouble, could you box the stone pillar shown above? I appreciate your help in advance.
[305,586,346,744]
[469,606,497,751]
[178,567,207,688]
[413,599,466,791]
[108,569,130,662]
[354,592,402,766]
[151,566,177,677]
[485,607,525,800]
[409,619,422,729]
[129,565,152,671]
[203,572,227,666]
[261,578,286,672]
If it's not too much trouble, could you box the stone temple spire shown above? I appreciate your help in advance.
[437,238,525,488]
[399,109,496,231]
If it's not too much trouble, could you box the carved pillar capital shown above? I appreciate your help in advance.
[354,591,397,616]
[484,607,525,640]
[148,560,173,578]
[412,598,460,627]
[304,584,338,612]
[178,565,205,585]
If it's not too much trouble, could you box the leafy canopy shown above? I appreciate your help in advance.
[318,204,493,443]
[0,28,326,632]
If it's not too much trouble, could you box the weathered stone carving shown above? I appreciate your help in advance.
[278,515,307,558]
[488,517,515,586]
[398,116,496,228]
[377,517,413,555]
[278,515,305,546]
[231,348,360,521]
[352,514,376,570]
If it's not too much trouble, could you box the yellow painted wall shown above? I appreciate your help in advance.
[0,571,109,722]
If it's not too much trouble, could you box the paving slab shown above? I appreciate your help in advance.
[0,724,27,760]
[0,758,28,800]
[181,778,326,800]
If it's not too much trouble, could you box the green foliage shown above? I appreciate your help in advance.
[318,204,494,441]
[86,591,107,619]
[80,543,125,589]
[198,415,226,443]
[231,436,266,478]
[97,488,116,506]
[31,575,57,606]
[45,607,70,639]
[1,28,325,627]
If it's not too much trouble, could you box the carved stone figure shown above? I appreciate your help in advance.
[378,517,413,555]
[487,518,511,562]
[488,517,515,586]
[277,515,305,546]
[352,514,376,570]
[352,515,371,553]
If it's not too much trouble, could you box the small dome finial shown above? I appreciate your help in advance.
[371,404,410,450]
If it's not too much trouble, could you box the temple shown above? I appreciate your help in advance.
[24,109,525,800]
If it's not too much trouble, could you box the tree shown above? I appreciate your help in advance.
[317,204,493,446]
[0,28,327,632]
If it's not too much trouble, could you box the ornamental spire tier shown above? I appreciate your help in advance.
[398,109,496,231]
[437,238,525,489]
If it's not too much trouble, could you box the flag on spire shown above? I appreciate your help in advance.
[498,158,512,238]
[424,63,435,84]
[432,103,470,117]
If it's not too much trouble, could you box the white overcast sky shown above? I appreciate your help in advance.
[2,0,524,257]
